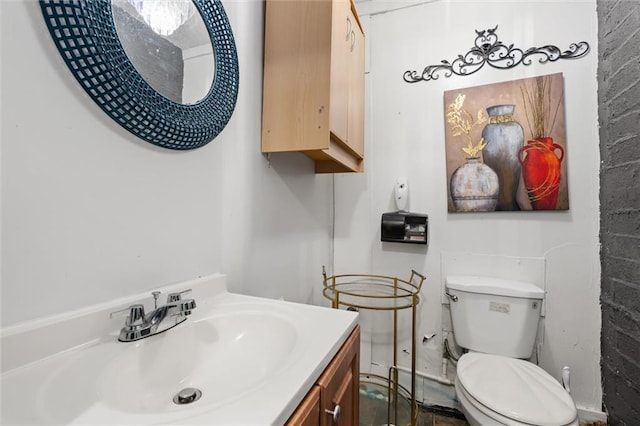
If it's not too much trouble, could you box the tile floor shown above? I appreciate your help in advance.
[417,408,469,426]
[360,393,469,426]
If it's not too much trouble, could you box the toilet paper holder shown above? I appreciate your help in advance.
[381,211,428,245]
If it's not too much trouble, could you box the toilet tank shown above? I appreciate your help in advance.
[446,275,544,358]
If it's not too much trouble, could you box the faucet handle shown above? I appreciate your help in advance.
[110,304,145,326]
[166,289,192,303]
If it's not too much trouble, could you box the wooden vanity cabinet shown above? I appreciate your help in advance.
[286,386,321,426]
[286,325,360,425]
[262,0,365,173]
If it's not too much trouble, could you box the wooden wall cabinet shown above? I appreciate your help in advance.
[286,325,360,425]
[262,0,365,173]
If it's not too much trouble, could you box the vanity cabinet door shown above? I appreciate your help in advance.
[286,325,360,426]
[317,325,360,426]
[286,385,321,426]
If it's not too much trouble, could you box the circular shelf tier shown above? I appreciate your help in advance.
[322,270,425,310]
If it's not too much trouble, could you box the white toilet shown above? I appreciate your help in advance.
[446,275,579,426]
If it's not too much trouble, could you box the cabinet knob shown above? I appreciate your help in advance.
[325,405,341,423]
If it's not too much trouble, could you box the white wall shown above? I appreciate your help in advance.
[1,1,333,325]
[337,0,602,413]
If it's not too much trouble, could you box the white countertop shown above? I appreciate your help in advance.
[1,274,359,425]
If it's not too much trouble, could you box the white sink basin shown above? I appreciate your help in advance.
[99,306,298,415]
[0,274,358,425]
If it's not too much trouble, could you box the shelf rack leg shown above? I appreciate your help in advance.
[411,298,418,425]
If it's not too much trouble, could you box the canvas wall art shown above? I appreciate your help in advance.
[443,73,569,213]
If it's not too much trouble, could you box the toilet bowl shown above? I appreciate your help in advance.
[455,353,578,426]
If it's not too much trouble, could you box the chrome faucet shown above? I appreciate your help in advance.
[110,289,196,342]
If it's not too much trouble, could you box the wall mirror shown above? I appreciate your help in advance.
[39,0,239,150]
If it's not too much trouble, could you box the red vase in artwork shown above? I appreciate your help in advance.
[518,137,564,210]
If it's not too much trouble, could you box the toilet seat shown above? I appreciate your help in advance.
[456,379,533,426]
[456,353,577,426]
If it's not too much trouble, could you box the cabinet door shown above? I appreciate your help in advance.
[347,5,365,157]
[262,0,365,173]
[317,325,360,426]
[329,0,365,159]
[262,0,332,153]
[329,0,350,145]
[286,385,321,426]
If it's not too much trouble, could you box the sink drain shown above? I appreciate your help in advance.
[173,387,202,405]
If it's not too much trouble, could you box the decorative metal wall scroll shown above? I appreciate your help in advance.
[403,26,590,83]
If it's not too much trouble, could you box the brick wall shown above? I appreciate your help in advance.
[597,1,640,424]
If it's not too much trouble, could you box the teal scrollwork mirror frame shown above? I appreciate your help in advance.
[39,0,239,150]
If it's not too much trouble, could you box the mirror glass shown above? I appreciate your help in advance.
[112,0,215,105]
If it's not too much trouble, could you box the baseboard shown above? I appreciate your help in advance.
[577,407,607,426]
[418,403,607,425]
[417,402,466,420]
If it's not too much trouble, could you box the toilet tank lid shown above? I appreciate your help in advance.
[446,275,544,299]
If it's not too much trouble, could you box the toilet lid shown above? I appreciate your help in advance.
[457,353,577,426]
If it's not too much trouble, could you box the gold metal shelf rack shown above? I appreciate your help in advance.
[322,267,426,425]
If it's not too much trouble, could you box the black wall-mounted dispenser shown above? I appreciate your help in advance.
[381,211,428,245]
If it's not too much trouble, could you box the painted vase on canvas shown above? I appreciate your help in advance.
[450,157,499,212]
[518,137,564,210]
[481,104,524,211]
